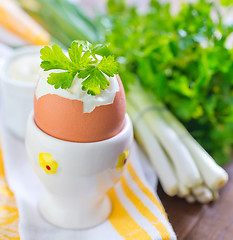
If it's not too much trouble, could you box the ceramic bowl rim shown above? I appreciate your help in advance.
[0,46,42,89]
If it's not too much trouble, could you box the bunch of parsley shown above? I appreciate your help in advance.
[105,0,233,165]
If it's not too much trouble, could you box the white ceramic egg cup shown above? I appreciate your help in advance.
[26,112,133,229]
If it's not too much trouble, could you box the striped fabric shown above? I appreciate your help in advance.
[107,147,176,240]
[0,146,20,240]
[1,130,176,240]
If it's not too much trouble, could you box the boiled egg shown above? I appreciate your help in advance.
[34,72,126,143]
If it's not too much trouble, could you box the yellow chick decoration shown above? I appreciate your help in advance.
[116,149,129,171]
[39,153,58,175]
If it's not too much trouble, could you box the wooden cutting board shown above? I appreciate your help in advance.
[158,160,233,240]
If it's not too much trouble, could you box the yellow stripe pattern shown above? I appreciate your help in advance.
[121,176,170,239]
[127,162,168,219]
[0,146,20,240]
[107,160,171,240]
[108,188,152,240]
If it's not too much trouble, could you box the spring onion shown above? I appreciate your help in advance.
[127,100,178,196]
[126,81,228,203]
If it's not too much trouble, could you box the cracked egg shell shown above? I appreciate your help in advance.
[34,75,126,143]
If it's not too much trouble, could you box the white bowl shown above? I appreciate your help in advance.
[26,112,133,229]
[0,46,41,139]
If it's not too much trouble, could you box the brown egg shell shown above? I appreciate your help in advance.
[34,75,126,143]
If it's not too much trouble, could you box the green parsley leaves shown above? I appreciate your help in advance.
[40,41,119,95]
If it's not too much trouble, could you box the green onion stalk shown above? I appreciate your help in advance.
[127,82,228,203]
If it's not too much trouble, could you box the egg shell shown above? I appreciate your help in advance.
[34,75,126,143]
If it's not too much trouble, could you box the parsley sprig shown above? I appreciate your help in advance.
[40,41,119,95]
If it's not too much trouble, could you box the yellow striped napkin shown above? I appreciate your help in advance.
[108,162,174,239]
[1,130,176,240]
[0,146,20,239]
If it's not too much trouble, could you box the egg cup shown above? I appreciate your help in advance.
[26,112,133,229]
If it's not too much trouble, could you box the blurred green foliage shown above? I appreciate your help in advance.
[105,0,233,165]
[221,0,233,6]
[19,0,103,45]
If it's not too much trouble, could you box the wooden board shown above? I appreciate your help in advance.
[158,160,233,240]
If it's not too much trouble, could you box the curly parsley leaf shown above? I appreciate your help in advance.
[40,44,72,71]
[98,56,119,76]
[47,72,76,89]
[68,41,92,68]
[79,66,110,95]
[40,41,119,95]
